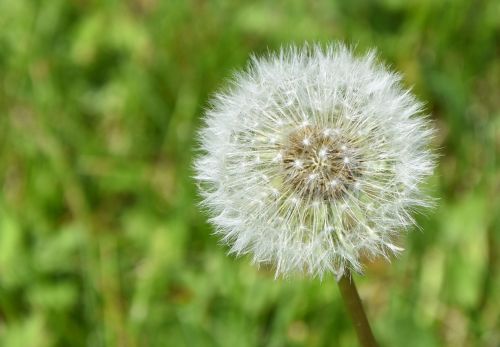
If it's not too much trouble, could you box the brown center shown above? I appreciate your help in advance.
[281,126,361,201]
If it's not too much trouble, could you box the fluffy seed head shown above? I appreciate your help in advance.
[195,44,435,278]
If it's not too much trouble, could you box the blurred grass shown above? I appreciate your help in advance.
[0,0,498,346]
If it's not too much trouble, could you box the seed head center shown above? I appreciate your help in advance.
[281,126,360,200]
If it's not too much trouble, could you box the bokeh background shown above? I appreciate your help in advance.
[0,0,498,346]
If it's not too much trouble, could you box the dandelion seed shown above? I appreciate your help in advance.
[319,147,328,157]
[195,43,435,278]
[293,159,303,168]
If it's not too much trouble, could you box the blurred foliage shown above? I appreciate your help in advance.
[0,0,498,346]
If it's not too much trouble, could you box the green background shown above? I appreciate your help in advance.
[0,0,498,346]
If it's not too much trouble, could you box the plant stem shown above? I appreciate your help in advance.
[337,269,379,347]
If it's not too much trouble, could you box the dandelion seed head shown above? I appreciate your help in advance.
[195,43,435,278]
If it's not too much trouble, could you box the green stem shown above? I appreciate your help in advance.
[337,269,379,347]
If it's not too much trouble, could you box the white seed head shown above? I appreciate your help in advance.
[195,44,435,278]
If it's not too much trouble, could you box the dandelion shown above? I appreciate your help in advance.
[195,43,436,347]
[195,44,435,279]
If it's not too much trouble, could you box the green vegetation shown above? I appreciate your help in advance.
[0,0,498,346]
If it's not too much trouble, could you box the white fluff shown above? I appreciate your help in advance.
[195,44,435,278]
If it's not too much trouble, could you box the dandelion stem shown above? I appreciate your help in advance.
[337,269,379,347]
